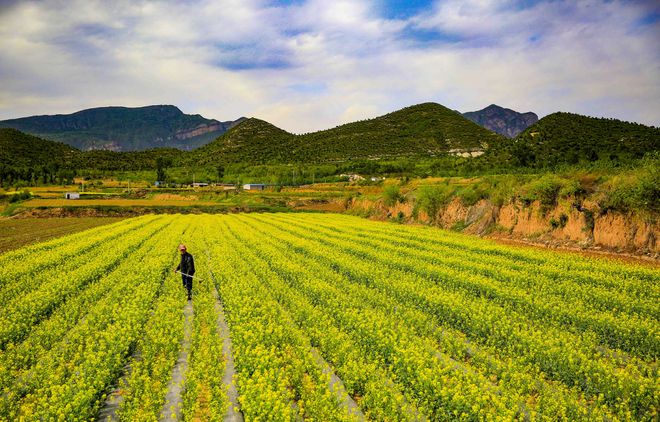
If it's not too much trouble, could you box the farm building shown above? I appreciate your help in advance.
[64,192,80,199]
[243,184,266,191]
[192,182,209,187]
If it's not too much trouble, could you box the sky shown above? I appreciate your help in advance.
[0,0,658,133]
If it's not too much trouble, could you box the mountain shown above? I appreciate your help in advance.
[491,112,660,167]
[0,127,183,171]
[7,104,654,173]
[0,105,245,151]
[192,118,293,165]
[463,104,538,138]
[191,102,504,165]
[0,128,78,168]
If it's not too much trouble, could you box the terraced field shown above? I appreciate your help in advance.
[0,213,657,421]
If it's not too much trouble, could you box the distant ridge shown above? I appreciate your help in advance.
[490,112,660,167]
[3,104,657,171]
[191,102,503,164]
[463,104,538,138]
[0,105,245,151]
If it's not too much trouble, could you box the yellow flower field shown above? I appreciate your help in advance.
[0,213,657,421]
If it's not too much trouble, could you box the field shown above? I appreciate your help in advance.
[21,198,222,207]
[0,217,123,253]
[0,213,657,420]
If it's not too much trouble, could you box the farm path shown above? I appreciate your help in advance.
[211,284,244,422]
[159,299,194,421]
[97,348,141,421]
[311,347,366,421]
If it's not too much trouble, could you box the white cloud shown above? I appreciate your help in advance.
[0,0,658,132]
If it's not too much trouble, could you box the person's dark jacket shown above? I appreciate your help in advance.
[176,252,195,277]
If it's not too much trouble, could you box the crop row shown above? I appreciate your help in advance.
[240,213,657,419]
[0,213,656,420]
[205,219,356,421]
[0,216,182,420]
[257,214,658,358]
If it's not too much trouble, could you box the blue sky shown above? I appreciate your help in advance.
[0,0,658,132]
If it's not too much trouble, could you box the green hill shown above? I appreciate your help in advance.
[0,128,181,172]
[0,128,78,168]
[191,103,504,165]
[191,118,294,165]
[5,105,658,179]
[492,112,660,167]
[0,105,244,151]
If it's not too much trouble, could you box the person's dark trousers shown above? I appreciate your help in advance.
[182,275,193,299]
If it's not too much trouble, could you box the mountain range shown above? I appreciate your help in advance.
[189,103,502,165]
[1,103,535,152]
[0,105,245,151]
[1,102,658,172]
[463,104,538,138]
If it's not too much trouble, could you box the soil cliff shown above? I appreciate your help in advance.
[344,196,658,257]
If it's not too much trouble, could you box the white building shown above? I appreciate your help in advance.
[243,184,266,191]
[64,192,80,199]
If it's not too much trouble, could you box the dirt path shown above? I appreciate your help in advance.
[310,348,365,420]
[97,348,141,421]
[209,273,244,421]
[159,300,194,421]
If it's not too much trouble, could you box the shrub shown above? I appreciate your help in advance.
[521,175,562,207]
[458,183,489,206]
[598,156,659,214]
[487,176,520,207]
[382,185,403,207]
[413,185,455,221]
[558,178,585,199]
[9,190,31,203]
[550,213,568,229]
[393,210,405,223]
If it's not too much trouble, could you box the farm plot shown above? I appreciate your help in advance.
[0,213,657,421]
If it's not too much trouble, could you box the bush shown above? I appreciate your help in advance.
[521,175,562,207]
[487,176,520,207]
[600,164,659,214]
[550,213,568,229]
[458,183,489,206]
[414,185,455,221]
[8,190,31,203]
[382,185,402,207]
[393,210,405,223]
[558,178,585,199]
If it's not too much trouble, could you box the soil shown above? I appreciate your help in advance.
[160,300,193,421]
[347,195,659,261]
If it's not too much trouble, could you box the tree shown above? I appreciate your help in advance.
[156,156,170,182]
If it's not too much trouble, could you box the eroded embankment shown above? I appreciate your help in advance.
[342,196,658,260]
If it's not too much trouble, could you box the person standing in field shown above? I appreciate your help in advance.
[174,244,195,300]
